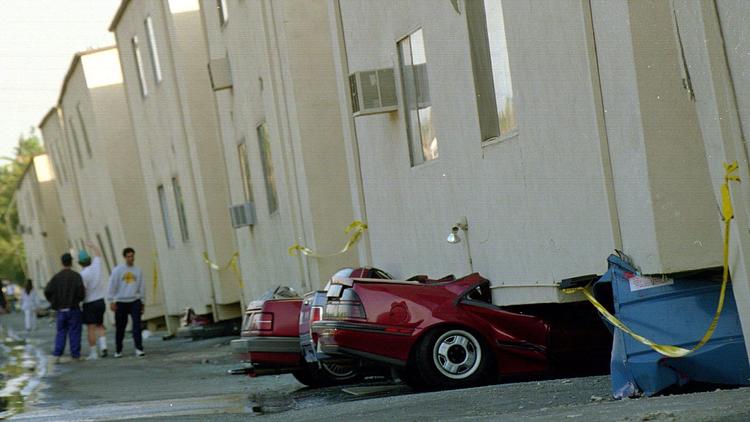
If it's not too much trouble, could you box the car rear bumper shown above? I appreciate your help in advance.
[231,336,301,366]
[231,336,301,354]
[313,321,414,367]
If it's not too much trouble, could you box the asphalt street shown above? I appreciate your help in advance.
[2,311,750,421]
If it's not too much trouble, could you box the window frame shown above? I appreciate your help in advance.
[256,122,279,215]
[157,184,175,248]
[144,15,163,84]
[397,28,439,167]
[172,176,190,242]
[68,117,84,168]
[217,0,229,27]
[237,138,255,203]
[132,35,149,97]
[466,0,518,145]
[76,104,93,157]
[50,143,68,183]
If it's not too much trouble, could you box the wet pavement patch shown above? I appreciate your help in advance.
[0,331,45,419]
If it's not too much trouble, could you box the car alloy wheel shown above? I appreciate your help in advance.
[432,329,483,380]
[320,362,357,380]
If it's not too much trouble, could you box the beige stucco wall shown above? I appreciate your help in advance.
[57,48,164,320]
[16,155,68,290]
[333,0,722,305]
[199,0,358,301]
[113,0,240,320]
[39,109,88,256]
[670,0,750,364]
[590,0,721,274]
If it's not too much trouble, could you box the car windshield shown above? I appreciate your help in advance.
[255,286,300,302]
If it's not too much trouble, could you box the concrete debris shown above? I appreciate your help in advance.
[640,411,677,421]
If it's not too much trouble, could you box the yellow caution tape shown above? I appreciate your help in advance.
[151,250,159,305]
[565,161,739,358]
[288,220,368,258]
[202,251,244,289]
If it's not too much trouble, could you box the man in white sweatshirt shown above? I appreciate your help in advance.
[107,247,145,358]
[79,242,108,359]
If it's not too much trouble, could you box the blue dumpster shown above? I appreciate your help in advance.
[593,254,750,398]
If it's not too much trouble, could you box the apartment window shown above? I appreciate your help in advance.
[217,0,229,26]
[157,185,175,248]
[398,28,438,166]
[257,122,278,214]
[76,104,93,157]
[51,144,67,183]
[27,193,35,221]
[467,0,516,142]
[237,138,254,202]
[132,36,149,97]
[62,135,77,180]
[105,226,118,268]
[144,16,163,83]
[172,177,189,241]
[96,233,112,273]
[68,118,84,168]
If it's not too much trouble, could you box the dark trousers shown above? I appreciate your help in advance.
[54,309,82,358]
[115,300,143,353]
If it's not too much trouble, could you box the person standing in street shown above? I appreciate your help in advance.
[107,247,145,358]
[44,253,85,362]
[79,242,108,359]
[0,286,6,314]
[20,279,40,332]
[5,282,17,313]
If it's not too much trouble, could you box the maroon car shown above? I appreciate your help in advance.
[231,286,304,376]
[231,268,393,386]
[313,273,611,389]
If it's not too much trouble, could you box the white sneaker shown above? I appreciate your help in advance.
[135,349,145,357]
[113,352,122,358]
[98,336,107,351]
[87,350,98,360]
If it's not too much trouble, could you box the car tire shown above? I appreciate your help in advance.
[292,368,316,386]
[292,362,361,387]
[413,327,493,390]
[395,366,424,389]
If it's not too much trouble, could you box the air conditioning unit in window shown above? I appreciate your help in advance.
[229,201,257,228]
[208,57,233,91]
[349,68,397,117]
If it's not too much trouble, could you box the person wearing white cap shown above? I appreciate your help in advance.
[79,242,108,359]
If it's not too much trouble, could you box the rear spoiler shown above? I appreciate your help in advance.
[330,277,422,287]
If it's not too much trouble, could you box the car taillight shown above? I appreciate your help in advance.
[311,306,323,323]
[249,312,273,331]
[324,289,366,320]
[242,313,253,332]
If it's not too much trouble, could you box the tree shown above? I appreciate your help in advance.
[0,129,44,283]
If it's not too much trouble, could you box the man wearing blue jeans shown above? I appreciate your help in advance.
[44,253,85,362]
[107,247,145,358]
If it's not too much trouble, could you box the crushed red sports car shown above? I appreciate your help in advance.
[231,268,393,386]
[313,272,611,389]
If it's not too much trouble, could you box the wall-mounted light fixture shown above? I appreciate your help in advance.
[446,216,473,273]
[446,216,468,244]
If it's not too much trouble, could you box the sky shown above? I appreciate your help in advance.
[0,0,121,159]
